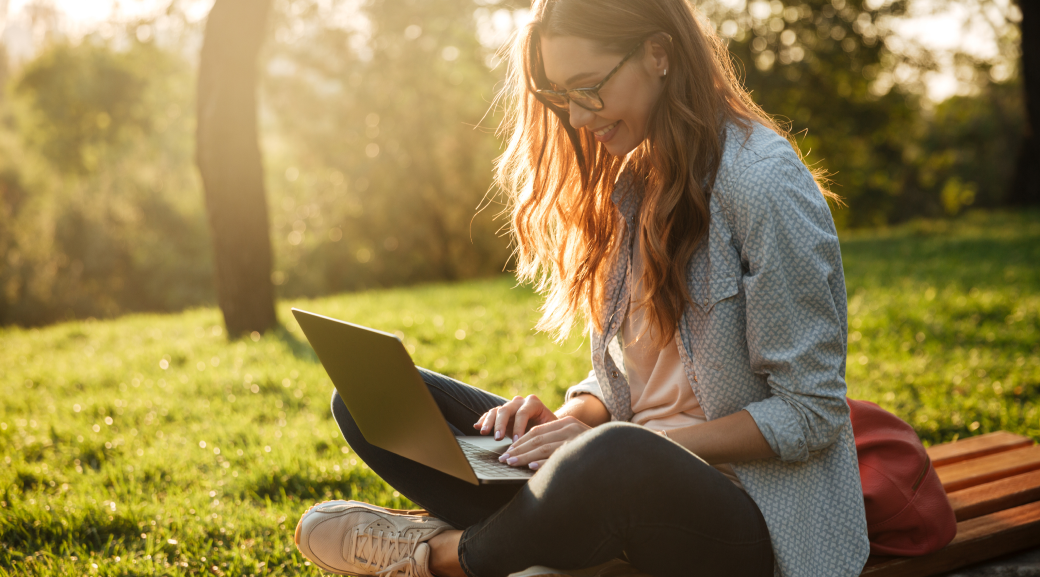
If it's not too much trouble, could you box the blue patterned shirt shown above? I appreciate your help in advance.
[565,121,870,577]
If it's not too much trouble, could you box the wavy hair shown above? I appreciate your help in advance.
[494,0,832,345]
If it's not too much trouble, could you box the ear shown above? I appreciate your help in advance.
[644,36,670,78]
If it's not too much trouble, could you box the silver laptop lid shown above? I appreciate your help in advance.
[291,308,479,485]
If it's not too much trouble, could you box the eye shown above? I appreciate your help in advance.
[578,77,606,90]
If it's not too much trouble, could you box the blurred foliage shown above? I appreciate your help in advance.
[700,0,1024,226]
[706,0,915,226]
[0,36,213,327]
[15,42,151,173]
[0,0,1029,326]
[259,0,511,298]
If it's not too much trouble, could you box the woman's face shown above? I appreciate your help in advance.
[540,35,669,157]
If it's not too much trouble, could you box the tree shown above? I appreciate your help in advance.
[1010,0,1039,206]
[196,0,277,336]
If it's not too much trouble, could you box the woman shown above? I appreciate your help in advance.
[294,0,869,575]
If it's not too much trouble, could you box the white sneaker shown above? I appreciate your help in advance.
[294,500,452,576]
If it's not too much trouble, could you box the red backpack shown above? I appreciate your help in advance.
[848,399,958,556]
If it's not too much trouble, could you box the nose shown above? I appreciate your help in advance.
[568,100,595,129]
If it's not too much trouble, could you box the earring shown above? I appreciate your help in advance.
[662,69,668,77]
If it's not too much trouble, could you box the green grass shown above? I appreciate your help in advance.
[2,209,1039,576]
[839,210,1040,440]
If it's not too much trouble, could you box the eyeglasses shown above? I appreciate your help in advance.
[536,40,644,112]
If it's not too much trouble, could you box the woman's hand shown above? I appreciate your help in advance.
[473,394,557,442]
[497,416,591,470]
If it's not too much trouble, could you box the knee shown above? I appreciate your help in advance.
[555,422,668,483]
[330,389,358,431]
[581,421,664,454]
[331,387,345,415]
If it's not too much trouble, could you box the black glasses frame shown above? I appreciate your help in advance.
[536,40,645,112]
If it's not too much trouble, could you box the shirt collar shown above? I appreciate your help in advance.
[611,164,643,226]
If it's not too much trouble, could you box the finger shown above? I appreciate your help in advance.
[506,422,581,461]
[512,419,572,451]
[528,459,546,471]
[505,441,564,466]
[473,411,488,430]
[493,397,524,441]
[510,428,571,457]
[511,396,544,441]
[479,407,499,435]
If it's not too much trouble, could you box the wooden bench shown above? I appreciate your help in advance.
[862,430,1040,576]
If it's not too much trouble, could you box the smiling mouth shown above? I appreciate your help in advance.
[593,121,619,137]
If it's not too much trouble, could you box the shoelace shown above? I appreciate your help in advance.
[351,526,424,577]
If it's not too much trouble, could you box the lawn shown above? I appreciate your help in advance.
[1,210,1039,576]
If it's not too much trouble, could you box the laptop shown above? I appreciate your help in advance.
[292,308,533,485]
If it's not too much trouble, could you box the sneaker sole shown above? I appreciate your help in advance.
[509,568,576,577]
[293,500,359,575]
[508,560,651,577]
[294,500,325,546]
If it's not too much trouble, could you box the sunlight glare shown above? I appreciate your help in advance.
[8,0,214,26]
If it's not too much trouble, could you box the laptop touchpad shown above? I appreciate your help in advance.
[458,435,514,455]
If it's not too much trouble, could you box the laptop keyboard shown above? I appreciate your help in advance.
[457,440,534,479]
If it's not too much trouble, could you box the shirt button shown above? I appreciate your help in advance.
[611,370,619,379]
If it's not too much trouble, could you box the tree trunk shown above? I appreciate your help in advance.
[196,0,276,336]
[1010,0,1040,206]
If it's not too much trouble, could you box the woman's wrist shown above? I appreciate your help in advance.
[661,410,776,464]
[555,393,611,427]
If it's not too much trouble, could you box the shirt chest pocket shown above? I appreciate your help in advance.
[688,211,742,312]
[690,274,740,312]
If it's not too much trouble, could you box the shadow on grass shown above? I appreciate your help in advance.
[841,234,1040,290]
[0,504,141,559]
[241,465,378,504]
[271,325,318,363]
[0,499,239,565]
[228,323,318,362]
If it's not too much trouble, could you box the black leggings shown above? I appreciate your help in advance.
[330,368,774,577]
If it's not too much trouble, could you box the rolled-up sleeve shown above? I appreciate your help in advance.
[722,155,850,463]
[564,369,606,407]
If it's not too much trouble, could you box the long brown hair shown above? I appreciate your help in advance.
[495,0,829,344]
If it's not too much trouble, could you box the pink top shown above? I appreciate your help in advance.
[622,240,743,489]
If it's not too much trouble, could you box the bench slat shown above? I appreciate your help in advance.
[947,469,1040,521]
[936,445,1040,492]
[926,431,1033,467]
[861,500,1040,577]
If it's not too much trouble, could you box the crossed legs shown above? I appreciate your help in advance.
[330,369,774,577]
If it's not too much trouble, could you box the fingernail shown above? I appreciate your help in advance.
[512,434,519,442]
[529,462,540,470]
[499,453,510,462]
[494,431,502,440]
[507,457,518,465]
